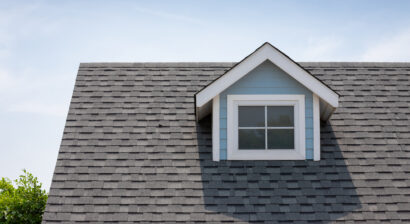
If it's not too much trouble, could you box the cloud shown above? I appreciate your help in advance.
[299,37,344,61]
[0,69,14,90]
[0,3,40,43]
[361,29,410,61]
[0,68,47,94]
[134,6,205,25]
[8,101,68,117]
[0,66,72,118]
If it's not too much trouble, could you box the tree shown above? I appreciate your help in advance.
[0,170,48,224]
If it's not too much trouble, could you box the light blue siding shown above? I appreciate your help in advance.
[219,60,314,160]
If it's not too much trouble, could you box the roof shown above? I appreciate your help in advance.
[43,62,410,223]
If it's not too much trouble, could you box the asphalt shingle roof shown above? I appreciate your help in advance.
[43,62,410,223]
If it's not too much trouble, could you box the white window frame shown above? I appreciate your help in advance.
[227,94,305,160]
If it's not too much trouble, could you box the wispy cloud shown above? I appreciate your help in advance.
[361,29,410,61]
[0,65,72,118]
[134,7,205,25]
[8,101,67,117]
[0,3,40,44]
[299,36,344,61]
[0,69,14,90]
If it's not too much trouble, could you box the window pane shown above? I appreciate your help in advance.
[238,106,265,127]
[267,129,294,149]
[267,106,294,127]
[239,129,265,149]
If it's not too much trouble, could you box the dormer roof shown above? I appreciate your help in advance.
[195,42,339,120]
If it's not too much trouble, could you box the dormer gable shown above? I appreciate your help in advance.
[195,42,339,161]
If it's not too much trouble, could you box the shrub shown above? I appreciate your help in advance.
[0,170,48,224]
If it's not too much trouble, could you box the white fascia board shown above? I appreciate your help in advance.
[212,95,220,161]
[313,94,321,161]
[196,43,339,108]
[196,45,269,107]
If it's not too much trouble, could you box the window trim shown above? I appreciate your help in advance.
[227,94,305,160]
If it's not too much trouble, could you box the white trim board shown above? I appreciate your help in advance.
[196,42,339,110]
[212,95,220,161]
[313,94,321,161]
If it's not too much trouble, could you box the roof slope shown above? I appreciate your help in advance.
[43,62,410,223]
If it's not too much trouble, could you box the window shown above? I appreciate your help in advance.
[227,95,305,160]
[238,106,294,150]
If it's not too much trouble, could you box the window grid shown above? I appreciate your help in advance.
[238,105,295,150]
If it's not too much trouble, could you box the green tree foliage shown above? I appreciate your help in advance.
[0,170,48,224]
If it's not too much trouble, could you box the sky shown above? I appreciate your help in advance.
[1,0,410,191]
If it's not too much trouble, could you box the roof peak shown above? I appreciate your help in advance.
[195,42,339,108]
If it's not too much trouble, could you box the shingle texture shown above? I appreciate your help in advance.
[43,62,410,223]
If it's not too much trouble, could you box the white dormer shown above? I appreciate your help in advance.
[195,43,339,161]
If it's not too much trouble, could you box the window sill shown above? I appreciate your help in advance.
[228,149,305,160]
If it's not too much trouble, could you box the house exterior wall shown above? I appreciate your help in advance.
[219,60,314,160]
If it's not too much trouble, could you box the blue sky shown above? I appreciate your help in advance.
[1,0,410,190]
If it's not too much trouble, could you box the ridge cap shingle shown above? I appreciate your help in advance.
[299,61,410,68]
[79,62,237,68]
[79,61,410,69]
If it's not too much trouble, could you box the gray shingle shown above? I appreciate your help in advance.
[43,62,410,223]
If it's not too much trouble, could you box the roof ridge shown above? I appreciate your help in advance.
[79,62,237,68]
[80,61,410,69]
[299,62,410,67]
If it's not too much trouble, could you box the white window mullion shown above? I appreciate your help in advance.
[267,127,294,129]
[238,127,265,129]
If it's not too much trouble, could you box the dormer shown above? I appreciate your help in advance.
[195,43,339,161]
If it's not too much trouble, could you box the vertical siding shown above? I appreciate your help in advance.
[219,61,314,160]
